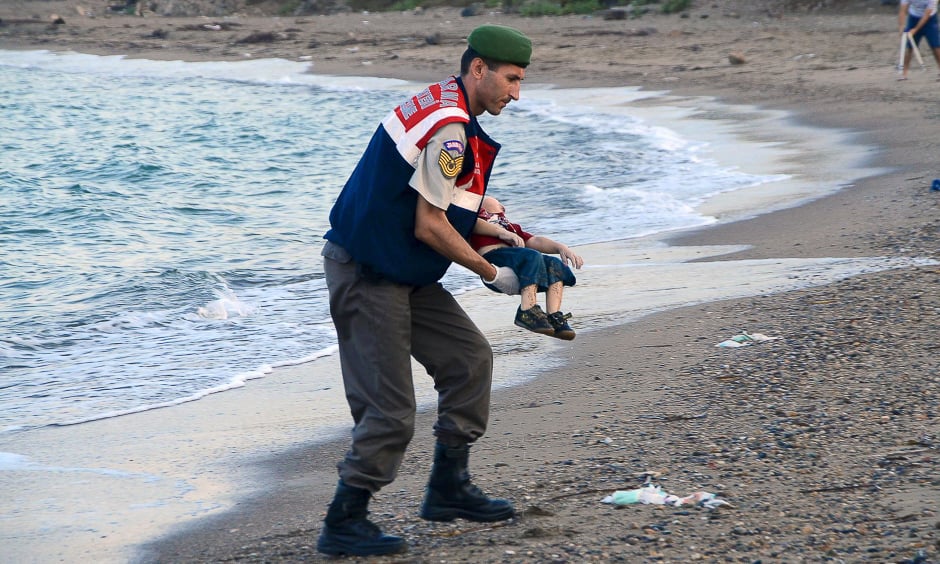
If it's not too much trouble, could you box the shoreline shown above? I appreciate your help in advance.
[0,51,884,435]
[2,2,939,562]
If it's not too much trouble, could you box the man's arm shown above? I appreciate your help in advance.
[913,10,933,34]
[409,122,518,293]
[415,197,498,280]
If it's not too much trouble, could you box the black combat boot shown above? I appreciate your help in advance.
[316,480,406,556]
[419,443,515,522]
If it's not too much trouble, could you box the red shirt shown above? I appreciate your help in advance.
[469,209,533,251]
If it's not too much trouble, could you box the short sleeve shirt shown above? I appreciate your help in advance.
[409,122,467,210]
[903,0,938,17]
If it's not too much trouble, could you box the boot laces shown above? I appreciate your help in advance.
[461,478,487,498]
[344,515,383,538]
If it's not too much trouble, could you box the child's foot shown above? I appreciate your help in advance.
[547,311,576,341]
[514,305,554,336]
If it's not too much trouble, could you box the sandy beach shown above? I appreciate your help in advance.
[2,0,939,562]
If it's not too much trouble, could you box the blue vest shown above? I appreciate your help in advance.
[324,76,500,286]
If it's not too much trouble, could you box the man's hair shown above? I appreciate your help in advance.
[460,47,500,75]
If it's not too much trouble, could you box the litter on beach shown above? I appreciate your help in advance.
[602,484,732,510]
[716,330,779,348]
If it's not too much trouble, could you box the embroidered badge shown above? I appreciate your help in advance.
[438,149,464,178]
[443,140,465,154]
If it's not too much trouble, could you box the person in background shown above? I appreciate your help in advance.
[316,25,533,557]
[471,195,583,340]
[897,0,940,79]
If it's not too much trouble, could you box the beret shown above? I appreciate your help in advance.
[467,24,532,67]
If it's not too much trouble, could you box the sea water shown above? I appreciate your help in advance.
[0,50,787,433]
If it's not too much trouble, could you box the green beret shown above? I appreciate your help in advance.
[467,24,532,67]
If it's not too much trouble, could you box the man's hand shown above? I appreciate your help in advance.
[482,265,520,295]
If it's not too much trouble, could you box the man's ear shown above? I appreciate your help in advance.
[470,57,486,79]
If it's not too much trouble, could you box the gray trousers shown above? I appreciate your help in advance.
[322,243,494,493]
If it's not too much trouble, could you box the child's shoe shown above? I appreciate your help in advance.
[514,305,554,336]
[547,311,576,341]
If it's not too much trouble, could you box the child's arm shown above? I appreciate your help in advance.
[525,235,584,269]
[473,218,525,247]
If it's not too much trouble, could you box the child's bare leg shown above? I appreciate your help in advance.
[546,282,563,313]
[521,284,538,310]
[544,282,575,340]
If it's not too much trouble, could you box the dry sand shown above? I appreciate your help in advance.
[2,1,939,562]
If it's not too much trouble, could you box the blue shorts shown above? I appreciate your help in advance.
[907,13,940,48]
[481,247,576,293]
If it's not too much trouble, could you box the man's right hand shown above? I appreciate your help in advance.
[483,265,520,295]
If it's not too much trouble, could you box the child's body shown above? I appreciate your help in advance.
[470,196,584,340]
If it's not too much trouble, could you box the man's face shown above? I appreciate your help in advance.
[470,60,525,116]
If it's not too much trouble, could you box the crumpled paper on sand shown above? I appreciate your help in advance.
[602,484,732,509]
[716,330,779,348]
